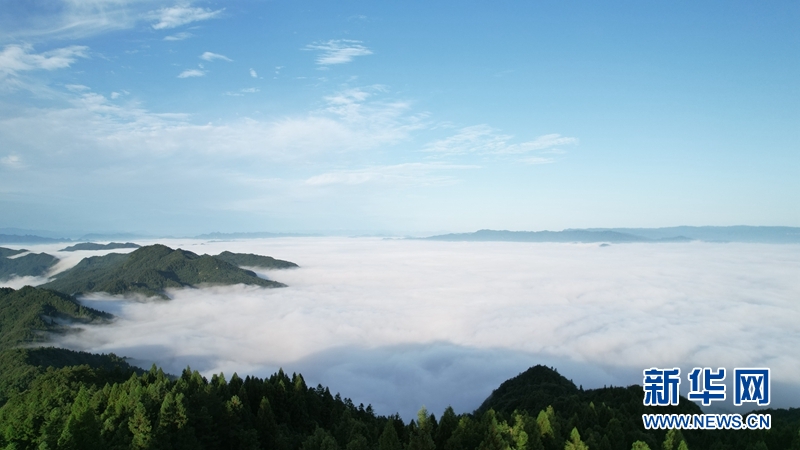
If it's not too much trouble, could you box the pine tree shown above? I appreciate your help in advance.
[564,427,588,450]
[128,401,152,450]
[408,407,436,450]
[378,420,403,450]
[57,387,102,450]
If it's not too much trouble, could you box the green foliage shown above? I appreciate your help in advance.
[0,286,111,351]
[564,427,588,450]
[41,244,286,298]
[378,420,402,450]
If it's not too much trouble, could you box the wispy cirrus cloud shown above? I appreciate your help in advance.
[0,1,154,41]
[425,125,577,162]
[200,52,232,62]
[306,39,373,65]
[151,4,224,30]
[177,69,205,78]
[164,32,193,41]
[0,44,88,76]
[305,163,475,187]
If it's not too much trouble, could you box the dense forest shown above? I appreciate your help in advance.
[0,246,799,449]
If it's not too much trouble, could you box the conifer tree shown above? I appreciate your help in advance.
[57,387,102,450]
[378,420,403,450]
[564,427,588,450]
[128,401,152,450]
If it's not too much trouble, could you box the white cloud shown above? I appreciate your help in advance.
[0,44,89,77]
[200,52,232,62]
[521,156,555,165]
[224,88,259,97]
[249,68,257,78]
[498,133,579,155]
[54,238,800,418]
[425,125,578,159]
[0,154,24,169]
[110,92,121,99]
[151,4,224,30]
[1,1,155,41]
[164,32,193,41]
[305,163,472,187]
[306,39,373,65]
[0,86,424,169]
[177,69,205,78]
[65,84,91,92]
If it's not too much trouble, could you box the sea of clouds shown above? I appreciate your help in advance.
[4,238,799,419]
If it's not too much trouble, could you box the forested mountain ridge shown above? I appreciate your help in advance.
[0,286,111,351]
[215,251,299,269]
[41,244,288,298]
[0,286,131,405]
[59,242,141,252]
[0,248,59,281]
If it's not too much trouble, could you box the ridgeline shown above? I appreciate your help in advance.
[0,247,59,281]
[41,244,290,298]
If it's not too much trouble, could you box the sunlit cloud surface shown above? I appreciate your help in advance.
[45,238,800,418]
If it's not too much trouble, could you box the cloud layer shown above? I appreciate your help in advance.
[44,238,800,419]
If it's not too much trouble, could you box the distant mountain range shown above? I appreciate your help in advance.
[0,234,69,244]
[423,226,800,244]
[2,226,799,245]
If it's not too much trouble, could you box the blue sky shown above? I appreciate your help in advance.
[1,1,798,235]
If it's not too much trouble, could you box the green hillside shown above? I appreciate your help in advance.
[0,249,59,280]
[0,286,111,350]
[42,244,286,298]
[215,250,299,269]
[0,248,27,258]
[59,242,141,252]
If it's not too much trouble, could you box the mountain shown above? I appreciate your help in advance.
[424,229,691,243]
[0,286,139,406]
[0,248,59,281]
[423,226,800,243]
[41,244,286,298]
[478,365,701,416]
[0,234,69,244]
[59,242,141,252]
[215,251,299,269]
[587,226,800,243]
[0,248,27,258]
[0,286,111,350]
